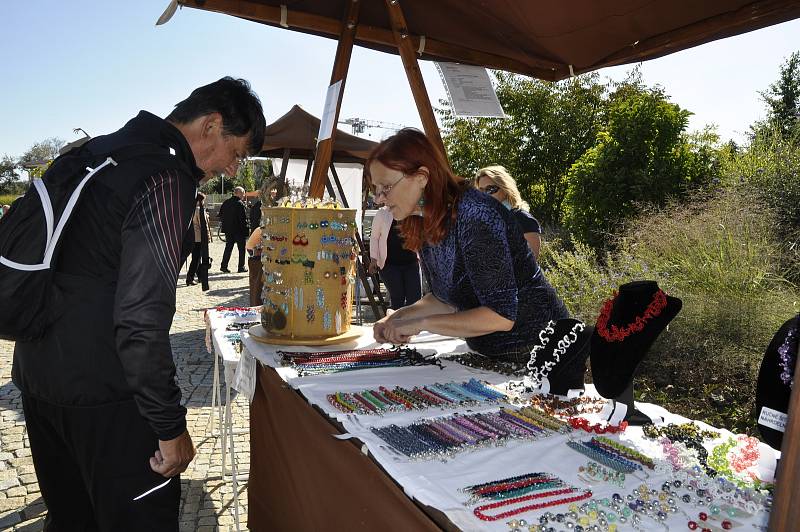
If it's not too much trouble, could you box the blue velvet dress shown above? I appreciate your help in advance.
[420,188,569,361]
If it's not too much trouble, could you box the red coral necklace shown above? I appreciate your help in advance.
[596,290,668,342]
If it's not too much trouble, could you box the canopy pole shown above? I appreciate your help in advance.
[302,156,313,190]
[768,352,800,531]
[277,147,290,197]
[384,0,447,162]
[308,0,361,199]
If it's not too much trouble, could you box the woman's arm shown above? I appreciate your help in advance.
[524,232,541,259]
[373,293,455,343]
[379,306,514,344]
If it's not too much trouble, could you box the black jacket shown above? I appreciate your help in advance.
[249,199,262,233]
[12,111,203,440]
[219,195,248,238]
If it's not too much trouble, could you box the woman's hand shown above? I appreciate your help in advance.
[380,317,423,344]
[372,309,395,344]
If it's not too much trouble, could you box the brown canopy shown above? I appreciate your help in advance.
[177,0,800,81]
[260,104,378,162]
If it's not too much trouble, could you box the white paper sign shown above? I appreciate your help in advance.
[318,80,342,142]
[759,406,788,432]
[233,346,257,403]
[435,62,506,118]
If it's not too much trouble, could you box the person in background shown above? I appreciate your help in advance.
[367,129,568,364]
[475,165,542,259]
[368,205,422,310]
[186,192,212,289]
[245,178,275,305]
[12,77,266,531]
[246,225,264,306]
[218,186,248,273]
[249,195,262,234]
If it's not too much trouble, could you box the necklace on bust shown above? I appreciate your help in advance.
[596,289,668,342]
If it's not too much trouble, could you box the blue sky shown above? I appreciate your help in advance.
[1,1,799,159]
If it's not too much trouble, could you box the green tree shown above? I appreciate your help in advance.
[0,155,25,195]
[439,71,606,226]
[755,51,800,141]
[18,137,65,168]
[564,78,720,249]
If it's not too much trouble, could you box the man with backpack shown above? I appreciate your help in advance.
[218,186,249,272]
[6,77,265,531]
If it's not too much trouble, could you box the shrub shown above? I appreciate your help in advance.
[0,194,20,207]
[721,129,800,282]
[542,188,798,435]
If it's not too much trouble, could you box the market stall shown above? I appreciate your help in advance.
[207,319,780,531]
[164,3,800,528]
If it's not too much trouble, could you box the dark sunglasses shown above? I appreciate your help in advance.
[479,184,500,195]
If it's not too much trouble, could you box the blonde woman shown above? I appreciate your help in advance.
[475,165,542,259]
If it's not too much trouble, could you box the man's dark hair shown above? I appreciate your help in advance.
[167,77,266,156]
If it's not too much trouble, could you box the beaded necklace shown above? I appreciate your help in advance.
[592,436,655,469]
[473,487,592,521]
[566,440,643,474]
[526,320,586,386]
[279,346,440,376]
[644,423,719,477]
[596,289,668,342]
[708,436,762,488]
[778,323,798,387]
[568,416,629,434]
[529,394,607,418]
[578,461,626,487]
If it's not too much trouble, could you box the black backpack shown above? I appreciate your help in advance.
[0,142,175,341]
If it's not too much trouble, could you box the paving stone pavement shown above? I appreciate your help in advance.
[0,239,256,531]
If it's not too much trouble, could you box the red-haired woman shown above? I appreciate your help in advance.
[367,129,570,367]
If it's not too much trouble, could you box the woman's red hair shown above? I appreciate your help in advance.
[365,129,466,252]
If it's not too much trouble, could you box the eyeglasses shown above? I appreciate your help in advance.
[479,184,500,195]
[371,172,407,199]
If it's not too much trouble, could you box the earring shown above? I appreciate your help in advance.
[418,196,425,207]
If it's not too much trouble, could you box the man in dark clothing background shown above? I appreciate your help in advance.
[249,196,262,234]
[12,77,266,531]
[218,186,248,272]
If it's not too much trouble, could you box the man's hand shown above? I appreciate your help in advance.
[149,430,195,478]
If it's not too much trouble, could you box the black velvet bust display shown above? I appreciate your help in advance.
[590,281,682,399]
[528,318,592,396]
[756,314,800,450]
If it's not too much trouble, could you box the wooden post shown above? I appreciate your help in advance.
[768,352,800,531]
[307,0,360,199]
[277,147,290,197]
[384,0,447,161]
